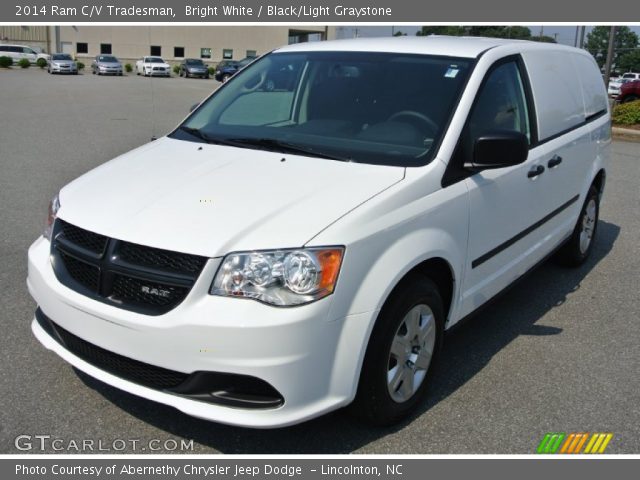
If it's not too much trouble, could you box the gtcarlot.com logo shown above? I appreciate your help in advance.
[536,432,613,454]
[14,435,194,452]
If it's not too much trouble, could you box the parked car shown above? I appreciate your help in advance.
[618,79,640,103]
[0,44,50,64]
[91,55,123,76]
[608,77,627,97]
[28,37,610,428]
[213,60,238,82]
[135,56,171,77]
[179,58,210,78]
[47,53,77,74]
[213,58,254,82]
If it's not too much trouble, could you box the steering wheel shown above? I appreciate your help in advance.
[240,69,268,93]
[387,110,438,135]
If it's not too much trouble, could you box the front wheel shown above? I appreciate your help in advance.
[555,186,599,267]
[350,274,444,425]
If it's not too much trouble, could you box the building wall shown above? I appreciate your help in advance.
[56,26,334,65]
[0,26,50,52]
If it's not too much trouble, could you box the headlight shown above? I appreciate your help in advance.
[210,247,344,306]
[43,193,60,241]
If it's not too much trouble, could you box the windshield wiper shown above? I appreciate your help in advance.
[178,126,242,147]
[224,137,353,161]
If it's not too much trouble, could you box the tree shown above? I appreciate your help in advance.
[468,26,531,39]
[585,26,639,70]
[616,49,640,73]
[416,26,466,37]
[530,35,557,43]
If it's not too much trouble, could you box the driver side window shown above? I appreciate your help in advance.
[469,61,531,142]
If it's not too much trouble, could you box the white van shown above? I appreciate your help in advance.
[28,37,610,428]
[0,44,49,64]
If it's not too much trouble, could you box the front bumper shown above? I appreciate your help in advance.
[27,236,369,427]
[50,65,77,74]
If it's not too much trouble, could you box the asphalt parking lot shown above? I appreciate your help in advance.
[0,68,639,454]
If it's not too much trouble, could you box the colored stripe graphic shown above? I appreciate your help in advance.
[537,433,613,454]
[537,433,565,453]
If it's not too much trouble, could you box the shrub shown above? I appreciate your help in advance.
[612,100,640,125]
[77,62,85,70]
[125,63,133,73]
[208,66,215,76]
[36,58,48,69]
[172,64,180,75]
[18,58,31,68]
[0,56,12,68]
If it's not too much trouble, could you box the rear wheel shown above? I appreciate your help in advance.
[350,274,444,425]
[622,94,638,103]
[555,186,599,267]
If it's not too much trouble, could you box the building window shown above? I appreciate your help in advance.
[150,45,161,56]
[222,49,233,60]
[200,48,211,59]
[76,43,88,54]
[174,46,184,58]
[100,44,111,54]
[246,50,257,58]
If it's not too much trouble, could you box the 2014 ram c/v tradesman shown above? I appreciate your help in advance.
[28,37,610,428]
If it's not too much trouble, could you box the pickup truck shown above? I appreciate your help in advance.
[135,56,171,77]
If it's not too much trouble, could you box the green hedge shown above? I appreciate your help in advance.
[612,100,640,126]
[0,56,12,68]
[18,58,31,68]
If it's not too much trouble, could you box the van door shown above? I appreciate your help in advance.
[456,58,554,318]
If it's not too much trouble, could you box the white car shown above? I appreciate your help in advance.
[0,44,50,64]
[28,37,610,428]
[135,56,171,77]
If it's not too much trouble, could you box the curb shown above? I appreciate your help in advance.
[612,126,640,142]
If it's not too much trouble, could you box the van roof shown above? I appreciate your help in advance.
[276,36,582,59]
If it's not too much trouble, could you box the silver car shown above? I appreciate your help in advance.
[48,53,78,75]
[91,55,123,76]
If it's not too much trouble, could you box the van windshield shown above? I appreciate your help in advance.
[172,51,472,166]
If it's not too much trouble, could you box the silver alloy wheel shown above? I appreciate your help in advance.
[387,304,436,403]
[579,199,597,254]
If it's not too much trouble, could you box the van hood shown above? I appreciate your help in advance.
[58,137,404,257]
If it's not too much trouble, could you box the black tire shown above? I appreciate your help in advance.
[622,94,638,103]
[555,186,599,267]
[350,274,444,426]
[222,74,231,83]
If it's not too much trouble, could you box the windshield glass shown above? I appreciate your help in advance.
[186,59,204,65]
[53,54,72,61]
[98,55,117,62]
[148,57,164,63]
[172,51,472,166]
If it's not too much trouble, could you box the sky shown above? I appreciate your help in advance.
[336,26,640,46]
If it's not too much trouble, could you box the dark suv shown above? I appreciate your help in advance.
[618,80,640,103]
[179,58,209,79]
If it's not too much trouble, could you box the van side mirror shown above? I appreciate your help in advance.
[465,131,528,171]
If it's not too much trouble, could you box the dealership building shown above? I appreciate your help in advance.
[0,26,336,64]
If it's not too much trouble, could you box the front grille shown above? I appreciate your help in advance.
[119,241,206,275]
[51,220,207,315]
[111,275,189,309]
[60,220,107,254]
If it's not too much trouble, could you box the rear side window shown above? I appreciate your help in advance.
[522,51,584,141]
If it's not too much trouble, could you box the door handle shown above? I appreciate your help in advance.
[527,165,545,179]
[548,155,563,168]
